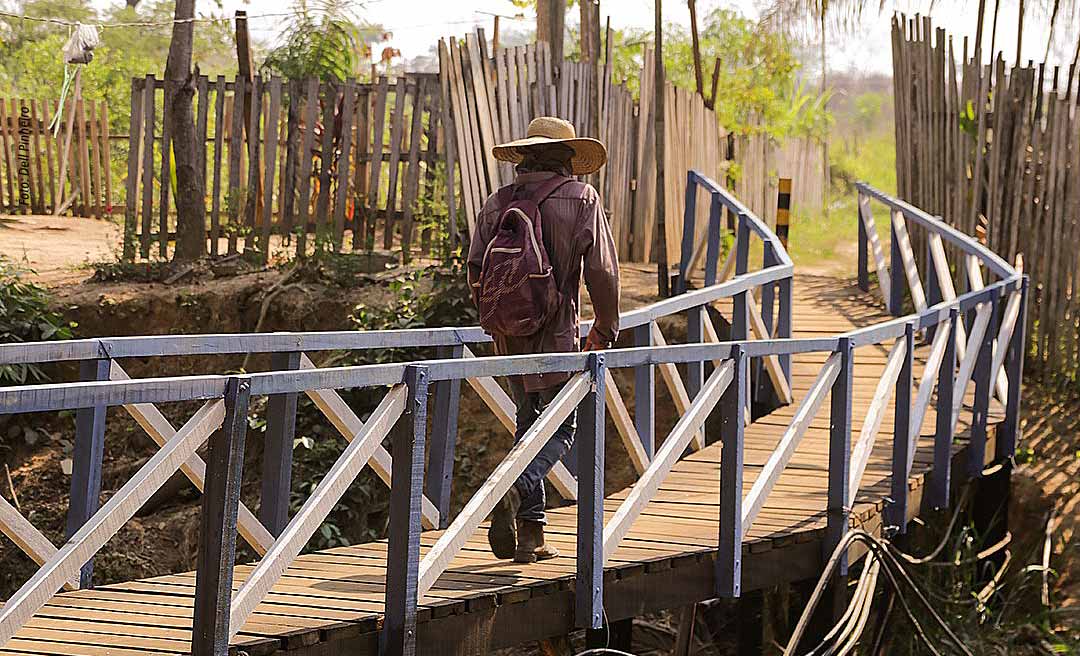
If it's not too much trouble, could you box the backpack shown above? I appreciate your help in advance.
[473,176,570,338]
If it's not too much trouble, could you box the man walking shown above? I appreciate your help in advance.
[467,116,620,563]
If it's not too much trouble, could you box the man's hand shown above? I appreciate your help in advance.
[583,330,609,351]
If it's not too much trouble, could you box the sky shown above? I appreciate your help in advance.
[89,0,1079,76]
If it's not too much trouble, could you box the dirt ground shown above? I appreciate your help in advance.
[0,214,121,286]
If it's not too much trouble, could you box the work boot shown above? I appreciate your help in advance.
[514,519,559,563]
[488,486,521,559]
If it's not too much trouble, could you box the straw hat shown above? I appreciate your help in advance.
[492,116,608,175]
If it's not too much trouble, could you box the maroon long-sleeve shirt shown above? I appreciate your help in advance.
[467,171,621,391]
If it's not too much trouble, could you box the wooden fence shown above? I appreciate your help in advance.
[892,14,1079,379]
[125,74,445,262]
[0,97,113,218]
[442,32,828,268]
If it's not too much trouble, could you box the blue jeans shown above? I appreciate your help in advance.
[509,378,577,524]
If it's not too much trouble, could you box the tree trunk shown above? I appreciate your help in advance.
[166,0,206,261]
[688,0,705,98]
[974,0,988,57]
[989,0,1002,58]
[537,0,566,68]
[819,12,829,210]
[655,0,669,297]
[1014,0,1025,64]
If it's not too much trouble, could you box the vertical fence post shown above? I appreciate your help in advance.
[381,365,429,656]
[67,356,110,589]
[826,337,853,575]
[260,351,301,537]
[576,353,606,629]
[969,293,999,477]
[888,211,904,316]
[889,323,915,533]
[717,344,746,598]
[427,344,464,528]
[192,376,250,656]
[998,279,1028,459]
[634,323,655,459]
[675,172,697,295]
[857,193,869,292]
[931,308,958,509]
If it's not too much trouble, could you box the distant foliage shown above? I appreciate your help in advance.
[0,256,73,384]
[261,0,382,81]
[572,9,831,140]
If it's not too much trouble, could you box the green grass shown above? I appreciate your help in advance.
[787,129,896,269]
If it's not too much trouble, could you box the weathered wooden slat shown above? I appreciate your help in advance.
[858,195,891,306]
[258,77,281,259]
[650,322,703,450]
[0,496,77,592]
[297,353,439,530]
[417,373,589,595]
[332,80,356,250]
[741,352,840,535]
[603,369,649,476]
[109,361,273,555]
[0,400,225,645]
[382,78,408,249]
[890,209,927,311]
[849,337,906,496]
[604,361,733,561]
[229,385,406,637]
[209,76,226,257]
[123,80,144,260]
[399,77,427,258]
[140,76,155,257]
[458,347,580,501]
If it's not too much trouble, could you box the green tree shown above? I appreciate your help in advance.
[261,0,384,82]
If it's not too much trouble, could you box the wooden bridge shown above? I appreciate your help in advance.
[0,175,1026,655]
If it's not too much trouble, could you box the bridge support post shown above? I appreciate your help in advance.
[67,356,110,588]
[857,194,869,292]
[755,245,779,406]
[427,344,464,528]
[260,350,301,537]
[924,237,942,341]
[382,365,429,656]
[576,353,606,630]
[634,323,655,458]
[888,211,904,315]
[703,193,723,287]
[675,170,697,295]
[931,309,958,508]
[687,306,704,405]
[826,337,853,574]
[716,344,746,598]
[777,275,792,386]
[193,376,250,656]
[968,293,998,477]
[998,278,1028,458]
[888,323,915,533]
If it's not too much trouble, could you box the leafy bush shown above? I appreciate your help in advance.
[0,256,73,384]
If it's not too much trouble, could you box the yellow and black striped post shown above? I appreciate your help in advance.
[776,178,792,249]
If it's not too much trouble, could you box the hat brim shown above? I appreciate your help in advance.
[492,136,607,176]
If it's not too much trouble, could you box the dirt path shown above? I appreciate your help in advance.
[0,214,119,287]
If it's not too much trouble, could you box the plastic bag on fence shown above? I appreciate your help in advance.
[62,23,100,65]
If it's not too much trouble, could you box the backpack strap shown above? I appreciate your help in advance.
[528,175,571,206]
